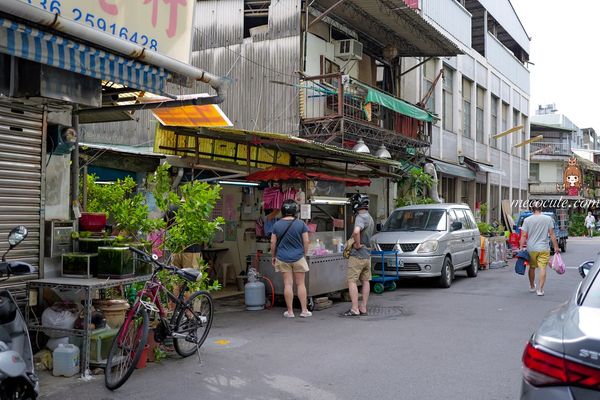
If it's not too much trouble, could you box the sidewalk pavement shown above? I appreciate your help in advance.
[38,295,249,397]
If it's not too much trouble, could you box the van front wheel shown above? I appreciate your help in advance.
[439,257,453,288]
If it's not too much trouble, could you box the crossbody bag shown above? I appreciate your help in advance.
[275,219,297,251]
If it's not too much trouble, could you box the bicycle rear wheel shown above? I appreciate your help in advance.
[173,291,213,357]
[104,305,149,390]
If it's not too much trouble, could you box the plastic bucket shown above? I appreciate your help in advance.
[79,212,107,232]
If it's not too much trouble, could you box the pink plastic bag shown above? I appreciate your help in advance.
[550,253,566,275]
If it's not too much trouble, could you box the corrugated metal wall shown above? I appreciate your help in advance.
[0,102,44,299]
[193,0,301,135]
[82,0,302,144]
[193,0,244,51]
[80,110,157,147]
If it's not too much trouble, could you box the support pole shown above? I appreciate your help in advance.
[71,106,80,220]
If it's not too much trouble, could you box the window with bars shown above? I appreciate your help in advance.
[501,102,509,152]
[491,184,499,221]
[521,116,528,159]
[461,180,469,204]
[476,86,484,143]
[443,66,453,132]
[462,78,471,138]
[512,109,520,156]
[556,164,564,181]
[423,59,436,113]
[441,176,456,203]
[490,96,499,148]
[530,163,539,181]
[501,187,509,203]
[476,182,487,205]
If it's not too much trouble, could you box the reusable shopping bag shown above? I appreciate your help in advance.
[514,250,529,275]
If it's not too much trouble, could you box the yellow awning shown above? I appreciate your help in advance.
[154,125,290,169]
[141,93,233,127]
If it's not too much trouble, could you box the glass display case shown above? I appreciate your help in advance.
[308,231,345,255]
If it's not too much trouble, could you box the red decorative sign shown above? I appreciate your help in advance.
[403,0,420,9]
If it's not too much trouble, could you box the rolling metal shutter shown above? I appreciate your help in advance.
[0,102,44,303]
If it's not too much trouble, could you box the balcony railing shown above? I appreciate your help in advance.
[486,32,530,93]
[530,141,571,157]
[529,182,563,194]
[529,182,600,198]
[299,73,431,147]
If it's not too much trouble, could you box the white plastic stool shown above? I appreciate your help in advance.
[218,263,236,288]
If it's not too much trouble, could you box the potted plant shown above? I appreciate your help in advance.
[479,202,488,223]
[81,175,162,278]
[148,163,223,293]
[395,167,435,207]
[477,222,492,236]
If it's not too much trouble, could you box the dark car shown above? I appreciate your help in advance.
[515,211,568,253]
[520,257,600,399]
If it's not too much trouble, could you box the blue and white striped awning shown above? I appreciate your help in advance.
[0,17,169,94]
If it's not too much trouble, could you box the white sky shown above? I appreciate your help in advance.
[510,0,600,129]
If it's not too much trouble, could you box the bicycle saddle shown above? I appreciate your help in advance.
[177,268,201,282]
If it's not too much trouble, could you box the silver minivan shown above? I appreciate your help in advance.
[371,203,481,288]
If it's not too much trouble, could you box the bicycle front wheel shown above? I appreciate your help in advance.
[173,291,214,358]
[104,305,149,390]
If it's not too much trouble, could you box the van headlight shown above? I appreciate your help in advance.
[371,241,381,251]
[417,240,438,253]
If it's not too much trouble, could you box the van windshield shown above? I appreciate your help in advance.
[382,209,447,232]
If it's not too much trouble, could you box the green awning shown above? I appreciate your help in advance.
[354,81,435,122]
[574,154,600,173]
[434,160,475,179]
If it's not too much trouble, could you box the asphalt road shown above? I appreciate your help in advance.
[40,238,599,400]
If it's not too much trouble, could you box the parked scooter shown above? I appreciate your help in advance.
[0,226,39,400]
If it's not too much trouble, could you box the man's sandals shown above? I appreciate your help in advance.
[342,309,368,317]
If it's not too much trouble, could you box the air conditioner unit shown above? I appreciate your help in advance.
[334,39,363,61]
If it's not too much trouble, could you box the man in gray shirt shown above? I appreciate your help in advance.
[519,201,560,296]
[344,193,374,316]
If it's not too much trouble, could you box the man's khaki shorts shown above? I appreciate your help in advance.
[274,257,309,273]
[528,250,550,269]
[347,256,372,282]
[172,252,201,269]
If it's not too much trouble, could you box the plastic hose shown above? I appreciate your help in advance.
[259,275,275,310]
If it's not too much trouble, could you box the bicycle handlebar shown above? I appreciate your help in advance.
[128,246,177,273]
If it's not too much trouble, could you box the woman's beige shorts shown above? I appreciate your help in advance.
[274,257,309,273]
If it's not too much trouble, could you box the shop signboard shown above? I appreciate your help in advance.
[20,0,195,63]
[300,204,311,220]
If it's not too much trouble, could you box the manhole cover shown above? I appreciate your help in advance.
[363,305,407,319]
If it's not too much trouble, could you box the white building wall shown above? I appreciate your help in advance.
[415,0,530,211]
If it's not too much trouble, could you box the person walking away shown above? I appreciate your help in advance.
[519,202,560,296]
[270,200,311,318]
[584,211,596,238]
[344,194,375,316]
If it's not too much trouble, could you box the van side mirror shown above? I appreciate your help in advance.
[451,221,462,231]
[376,223,382,232]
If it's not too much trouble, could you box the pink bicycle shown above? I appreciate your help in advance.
[104,247,213,390]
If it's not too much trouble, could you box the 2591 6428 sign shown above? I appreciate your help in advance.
[19,0,195,63]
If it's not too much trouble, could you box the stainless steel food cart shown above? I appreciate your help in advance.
[257,253,348,310]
